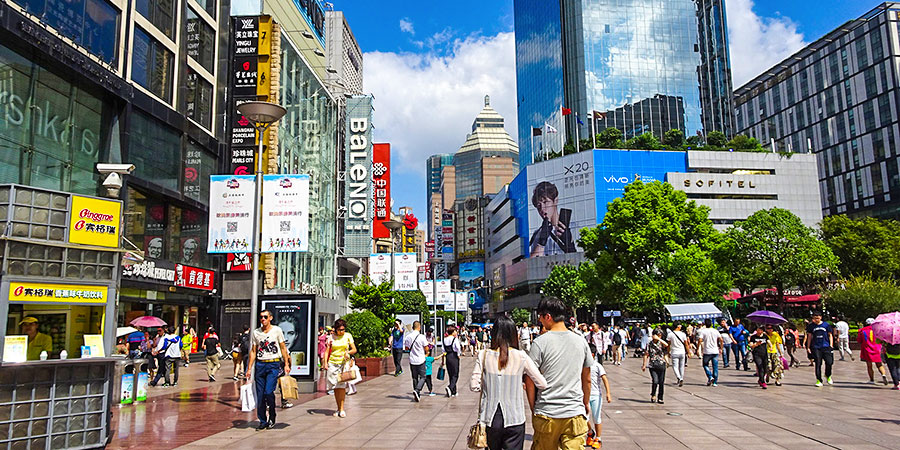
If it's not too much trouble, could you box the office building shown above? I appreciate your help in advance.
[426,154,453,241]
[485,149,821,312]
[514,0,735,166]
[734,2,900,219]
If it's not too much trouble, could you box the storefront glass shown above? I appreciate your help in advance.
[131,27,174,102]
[11,0,119,64]
[0,42,117,195]
[128,110,180,192]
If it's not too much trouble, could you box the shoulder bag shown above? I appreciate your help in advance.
[339,358,358,383]
[467,350,488,449]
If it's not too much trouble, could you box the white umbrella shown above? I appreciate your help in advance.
[117,326,139,337]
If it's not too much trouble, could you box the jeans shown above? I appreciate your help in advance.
[733,341,748,369]
[812,348,834,382]
[392,348,404,374]
[670,354,686,381]
[446,352,460,395]
[721,343,732,367]
[702,354,718,383]
[649,367,666,400]
[410,363,426,393]
[753,352,767,384]
[424,373,433,392]
[151,357,179,385]
[254,361,281,424]
[887,358,900,386]
[486,406,525,450]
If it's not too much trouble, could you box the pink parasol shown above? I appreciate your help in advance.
[872,312,900,345]
[129,316,167,327]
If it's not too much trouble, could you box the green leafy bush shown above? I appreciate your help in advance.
[343,311,387,358]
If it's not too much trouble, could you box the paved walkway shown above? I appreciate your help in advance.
[111,350,900,449]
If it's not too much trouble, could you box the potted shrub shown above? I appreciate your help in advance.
[344,311,393,376]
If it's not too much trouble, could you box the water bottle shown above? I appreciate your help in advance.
[39,351,48,361]
[60,350,68,360]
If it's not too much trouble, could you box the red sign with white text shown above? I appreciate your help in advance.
[175,264,215,291]
[372,143,391,238]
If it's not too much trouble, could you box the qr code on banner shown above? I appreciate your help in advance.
[280,221,290,232]
[227,222,237,232]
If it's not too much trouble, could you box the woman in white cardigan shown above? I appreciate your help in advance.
[471,315,548,450]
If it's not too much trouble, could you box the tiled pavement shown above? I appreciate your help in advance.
[111,351,900,449]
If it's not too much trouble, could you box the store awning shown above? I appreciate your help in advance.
[664,303,723,321]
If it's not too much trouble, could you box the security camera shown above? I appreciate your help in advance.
[102,172,122,190]
[96,163,135,175]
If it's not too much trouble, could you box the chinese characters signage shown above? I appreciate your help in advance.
[122,260,215,291]
[207,175,255,253]
[372,143,391,238]
[9,282,108,304]
[68,195,122,248]
[175,264,215,291]
[261,175,310,252]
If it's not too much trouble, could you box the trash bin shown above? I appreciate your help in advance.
[111,358,135,406]
[133,358,150,403]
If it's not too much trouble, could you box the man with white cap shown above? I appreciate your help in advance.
[19,317,52,360]
[857,318,888,385]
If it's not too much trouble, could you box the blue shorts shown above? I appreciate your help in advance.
[589,396,602,424]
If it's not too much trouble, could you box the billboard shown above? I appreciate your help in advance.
[261,174,309,252]
[372,143,391,238]
[368,253,391,284]
[525,151,596,258]
[261,298,313,376]
[208,175,255,253]
[344,95,374,257]
[592,149,687,220]
[459,261,485,282]
[393,253,418,291]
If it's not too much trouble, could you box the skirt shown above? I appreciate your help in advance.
[326,362,348,390]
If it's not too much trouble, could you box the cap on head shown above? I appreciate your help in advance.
[18,317,38,325]
[866,318,875,325]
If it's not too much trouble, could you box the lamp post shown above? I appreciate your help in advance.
[382,219,404,289]
[450,274,460,325]
[237,101,287,331]
[428,257,441,339]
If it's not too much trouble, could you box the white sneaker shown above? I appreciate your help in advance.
[445,387,452,397]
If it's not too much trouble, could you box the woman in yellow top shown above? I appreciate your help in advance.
[324,318,357,418]
[765,325,785,386]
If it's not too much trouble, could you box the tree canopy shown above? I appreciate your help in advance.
[820,215,900,280]
[511,308,531,325]
[541,264,589,314]
[825,275,900,323]
[721,208,838,301]
[578,180,729,317]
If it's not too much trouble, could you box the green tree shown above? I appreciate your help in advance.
[722,208,839,303]
[706,131,728,148]
[343,311,388,357]
[825,275,900,323]
[820,215,900,280]
[541,264,589,315]
[625,132,662,150]
[596,127,624,149]
[684,135,703,148]
[579,137,593,152]
[662,129,685,149]
[394,290,429,322]
[578,181,730,317]
[511,308,531,325]
[345,277,396,331]
[725,134,765,152]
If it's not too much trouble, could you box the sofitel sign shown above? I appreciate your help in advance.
[684,179,757,189]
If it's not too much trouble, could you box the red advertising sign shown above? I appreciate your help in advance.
[175,264,215,291]
[372,143,391,238]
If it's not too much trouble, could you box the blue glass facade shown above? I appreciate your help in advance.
[515,0,735,167]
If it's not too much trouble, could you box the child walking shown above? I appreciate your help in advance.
[588,343,612,449]
[424,348,436,396]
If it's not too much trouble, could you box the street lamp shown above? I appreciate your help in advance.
[428,257,442,339]
[237,101,287,331]
[382,220,404,288]
[450,275,460,325]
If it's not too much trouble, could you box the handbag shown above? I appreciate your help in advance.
[240,382,256,412]
[339,359,359,383]
[467,351,488,449]
[437,365,446,381]
[780,356,790,371]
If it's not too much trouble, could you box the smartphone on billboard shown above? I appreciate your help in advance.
[558,208,572,229]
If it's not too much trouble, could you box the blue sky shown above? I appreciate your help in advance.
[330,0,881,226]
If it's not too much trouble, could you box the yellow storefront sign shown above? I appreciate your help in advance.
[68,196,121,248]
[10,282,108,304]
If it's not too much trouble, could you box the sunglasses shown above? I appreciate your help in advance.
[260,315,270,320]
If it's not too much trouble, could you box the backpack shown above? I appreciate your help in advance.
[784,332,796,346]
[613,331,622,345]
[239,332,250,353]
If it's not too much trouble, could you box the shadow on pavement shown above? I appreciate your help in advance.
[306,408,335,416]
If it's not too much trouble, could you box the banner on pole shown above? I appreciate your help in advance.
[419,280,434,305]
[393,253,418,291]
[455,292,468,311]
[368,253,391,285]
[208,175,255,253]
[436,279,452,308]
[261,174,309,252]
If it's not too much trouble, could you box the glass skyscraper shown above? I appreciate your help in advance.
[515,0,735,167]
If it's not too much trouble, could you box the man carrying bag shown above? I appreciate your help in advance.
[244,310,291,431]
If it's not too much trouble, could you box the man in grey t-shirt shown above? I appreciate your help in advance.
[526,297,593,450]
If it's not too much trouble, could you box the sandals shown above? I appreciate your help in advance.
[333,410,346,418]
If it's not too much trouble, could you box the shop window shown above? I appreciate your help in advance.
[7,304,107,359]
[183,140,214,203]
[135,0,176,40]
[186,69,213,129]
[168,205,208,267]
[186,7,216,73]
[128,110,179,191]
[131,27,174,102]
[123,188,210,268]
[11,0,118,64]
[190,0,216,17]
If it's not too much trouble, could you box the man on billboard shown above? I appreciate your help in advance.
[529,181,576,256]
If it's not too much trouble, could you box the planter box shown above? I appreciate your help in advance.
[356,356,393,377]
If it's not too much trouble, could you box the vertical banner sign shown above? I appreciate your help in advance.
[261,174,310,252]
[436,279,452,308]
[207,175,256,253]
[441,210,454,262]
[419,280,434,306]
[343,96,374,256]
[393,253,418,291]
[368,253,391,284]
[455,292,468,311]
[402,213,417,253]
[372,143,391,238]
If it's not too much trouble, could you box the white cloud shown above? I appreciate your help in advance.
[363,32,518,181]
[399,18,415,35]
[726,0,808,87]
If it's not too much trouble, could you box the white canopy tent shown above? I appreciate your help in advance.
[664,303,723,321]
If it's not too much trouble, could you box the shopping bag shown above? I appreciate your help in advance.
[279,375,299,399]
[240,382,256,412]
[437,366,446,381]
[781,356,790,371]
[339,360,358,382]
[347,365,362,385]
